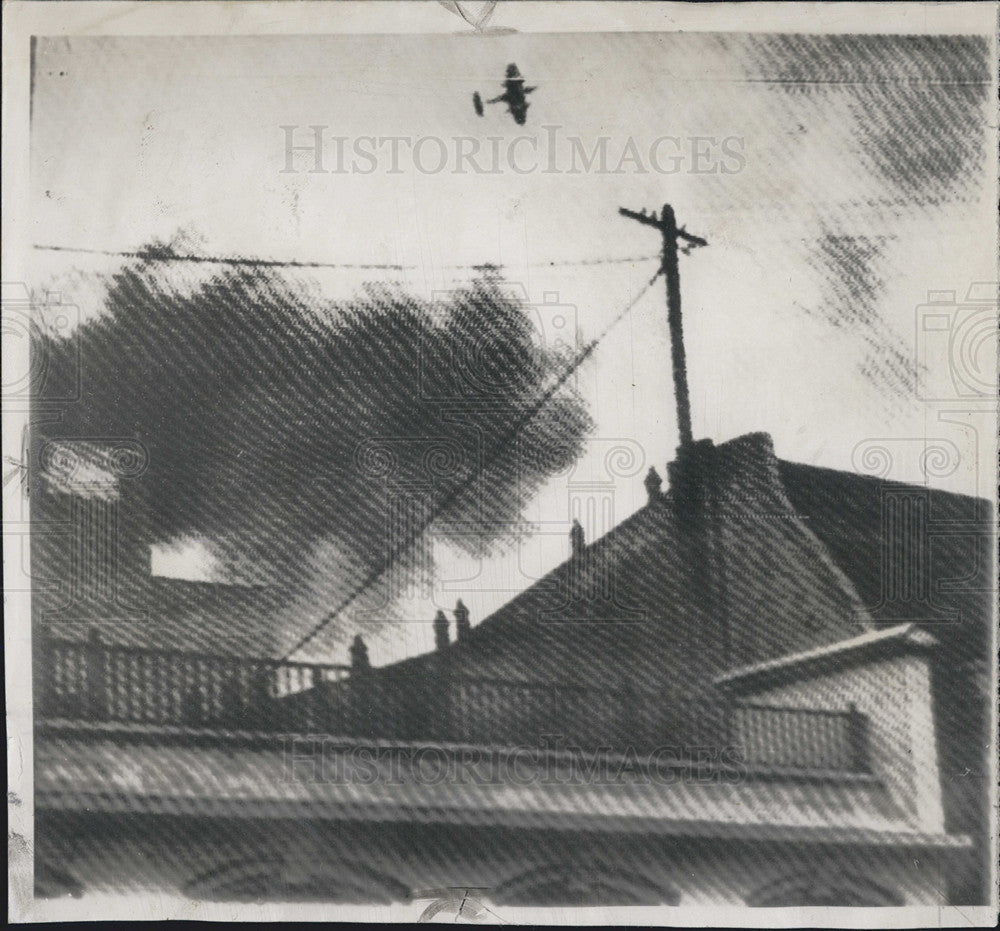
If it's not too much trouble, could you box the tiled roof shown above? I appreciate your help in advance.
[387,433,878,696]
[777,458,992,658]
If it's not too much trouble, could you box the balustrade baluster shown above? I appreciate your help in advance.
[138,652,148,722]
[131,651,139,723]
[807,713,820,768]
[302,666,316,731]
[145,651,154,723]
[847,703,868,772]
[220,660,237,729]
[107,648,117,721]
[181,657,198,725]
[773,708,785,767]
[797,711,808,768]
[745,706,760,766]
[835,713,847,769]
[782,708,794,767]
[139,651,148,723]
[780,707,792,767]
[84,628,107,721]
[125,650,134,722]
[212,658,224,725]
[728,702,742,765]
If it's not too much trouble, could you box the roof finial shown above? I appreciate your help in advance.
[349,634,370,673]
[434,609,450,651]
[454,599,471,641]
[644,466,663,502]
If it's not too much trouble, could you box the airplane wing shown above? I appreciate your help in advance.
[524,86,537,94]
[486,93,509,104]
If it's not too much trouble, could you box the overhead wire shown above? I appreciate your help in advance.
[33,243,659,271]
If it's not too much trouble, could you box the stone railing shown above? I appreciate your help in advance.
[36,629,870,772]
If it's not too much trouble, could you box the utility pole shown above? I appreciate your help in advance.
[619,204,707,450]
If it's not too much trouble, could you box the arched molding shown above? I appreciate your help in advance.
[184,855,410,903]
[747,872,905,907]
[493,861,680,906]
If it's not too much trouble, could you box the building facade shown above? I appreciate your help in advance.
[32,432,992,906]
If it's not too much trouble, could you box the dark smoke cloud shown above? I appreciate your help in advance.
[33,258,593,606]
[806,233,917,400]
[740,34,992,406]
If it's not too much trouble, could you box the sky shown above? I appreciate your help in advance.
[29,31,997,663]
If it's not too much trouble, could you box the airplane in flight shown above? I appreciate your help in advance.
[473,64,536,125]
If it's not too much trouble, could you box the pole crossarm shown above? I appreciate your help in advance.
[677,227,708,251]
[617,206,665,229]
[617,208,708,248]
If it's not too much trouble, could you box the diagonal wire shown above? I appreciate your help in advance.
[280,263,664,660]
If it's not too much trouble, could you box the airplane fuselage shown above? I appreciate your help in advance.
[501,79,530,125]
[476,65,535,125]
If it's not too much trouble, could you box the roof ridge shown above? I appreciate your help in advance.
[777,456,991,506]
[742,446,876,633]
